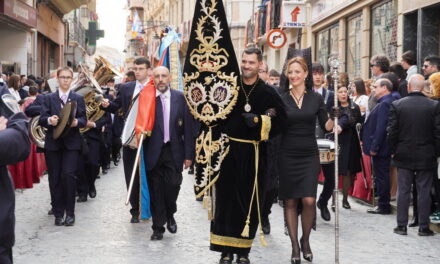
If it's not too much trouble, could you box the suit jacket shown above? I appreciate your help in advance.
[0,113,30,250]
[388,92,440,170]
[144,89,195,172]
[361,93,396,157]
[39,90,86,151]
[18,88,28,99]
[24,94,46,117]
[106,81,136,119]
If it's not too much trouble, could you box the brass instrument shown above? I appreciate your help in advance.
[29,116,46,148]
[77,57,122,133]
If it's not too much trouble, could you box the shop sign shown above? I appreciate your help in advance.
[266,29,287,49]
[0,0,37,28]
[281,1,306,28]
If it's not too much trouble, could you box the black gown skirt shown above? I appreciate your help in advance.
[278,91,328,199]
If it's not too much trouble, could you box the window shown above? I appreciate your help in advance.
[347,14,362,78]
[315,24,339,73]
[371,0,397,62]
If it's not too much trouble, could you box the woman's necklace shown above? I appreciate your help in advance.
[241,77,259,112]
[290,89,306,109]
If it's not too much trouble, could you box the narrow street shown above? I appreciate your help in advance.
[12,163,440,264]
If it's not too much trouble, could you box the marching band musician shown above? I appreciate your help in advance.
[76,113,108,202]
[39,66,87,226]
[0,86,31,264]
[101,57,151,223]
[144,66,195,240]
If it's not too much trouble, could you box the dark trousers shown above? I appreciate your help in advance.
[318,162,335,207]
[111,137,122,162]
[122,146,139,216]
[372,155,391,209]
[0,247,12,264]
[262,188,278,219]
[148,144,182,232]
[397,168,433,228]
[46,150,79,218]
[77,139,100,196]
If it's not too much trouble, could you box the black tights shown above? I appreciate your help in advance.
[284,197,315,257]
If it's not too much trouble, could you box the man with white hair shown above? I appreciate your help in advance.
[388,74,440,236]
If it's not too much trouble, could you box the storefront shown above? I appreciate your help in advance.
[402,0,440,69]
[310,0,398,80]
[0,0,37,75]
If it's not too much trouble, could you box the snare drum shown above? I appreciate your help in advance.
[317,139,335,164]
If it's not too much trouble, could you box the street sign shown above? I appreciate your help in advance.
[267,29,287,49]
[281,1,306,28]
[86,21,104,47]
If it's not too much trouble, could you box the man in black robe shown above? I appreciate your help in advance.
[212,47,286,264]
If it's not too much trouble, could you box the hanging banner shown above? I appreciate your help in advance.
[281,1,306,28]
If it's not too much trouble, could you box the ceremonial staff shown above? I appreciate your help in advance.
[328,55,340,264]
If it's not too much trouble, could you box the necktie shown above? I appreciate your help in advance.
[61,94,67,105]
[161,94,170,143]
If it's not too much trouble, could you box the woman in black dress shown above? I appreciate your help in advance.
[278,57,335,264]
[335,85,363,209]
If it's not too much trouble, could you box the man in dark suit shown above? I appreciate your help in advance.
[388,74,440,236]
[77,114,108,202]
[0,111,30,264]
[312,63,335,221]
[39,66,86,226]
[145,66,195,240]
[101,57,152,223]
[362,78,396,214]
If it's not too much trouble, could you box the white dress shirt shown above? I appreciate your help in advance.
[157,88,171,143]
[133,80,149,99]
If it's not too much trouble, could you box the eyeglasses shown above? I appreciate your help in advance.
[58,76,72,80]
[423,64,430,68]
[133,67,147,71]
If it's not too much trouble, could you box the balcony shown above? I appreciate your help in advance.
[48,0,89,15]
[67,15,86,48]
[128,0,145,9]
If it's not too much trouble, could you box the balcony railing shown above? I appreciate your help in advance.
[68,15,86,48]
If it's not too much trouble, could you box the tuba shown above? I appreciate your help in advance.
[75,57,122,133]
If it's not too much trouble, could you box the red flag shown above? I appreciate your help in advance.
[135,78,156,136]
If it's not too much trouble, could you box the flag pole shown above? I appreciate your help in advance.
[125,133,145,205]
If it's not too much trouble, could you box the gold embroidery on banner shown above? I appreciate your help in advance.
[183,0,239,125]
[210,233,253,248]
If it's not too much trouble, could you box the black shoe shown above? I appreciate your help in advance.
[342,200,351,209]
[418,227,434,236]
[300,237,313,262]
[113,160,119,166]
[77,195,87,203]
[102,169,108,175]
[291,246,301,264]
[236,254,250,264]
[393,226,407,235]
[130,215,139,223]
[150,230,163,240]
[408,217,419,227]
[261,216,271,235]
[48,209,54,215]
[54,217,64,226]
[219,252,233,264]
[196,196,203,202]
[331,204,335,212]
[89,188,97,199]
[167,216,177,234]
[317,202,331,221]
[64,215,75,226]
[367,206,391,215]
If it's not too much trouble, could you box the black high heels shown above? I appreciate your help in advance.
[300,237,313,262]
[342,200,351,209]
[291,246,301,264]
